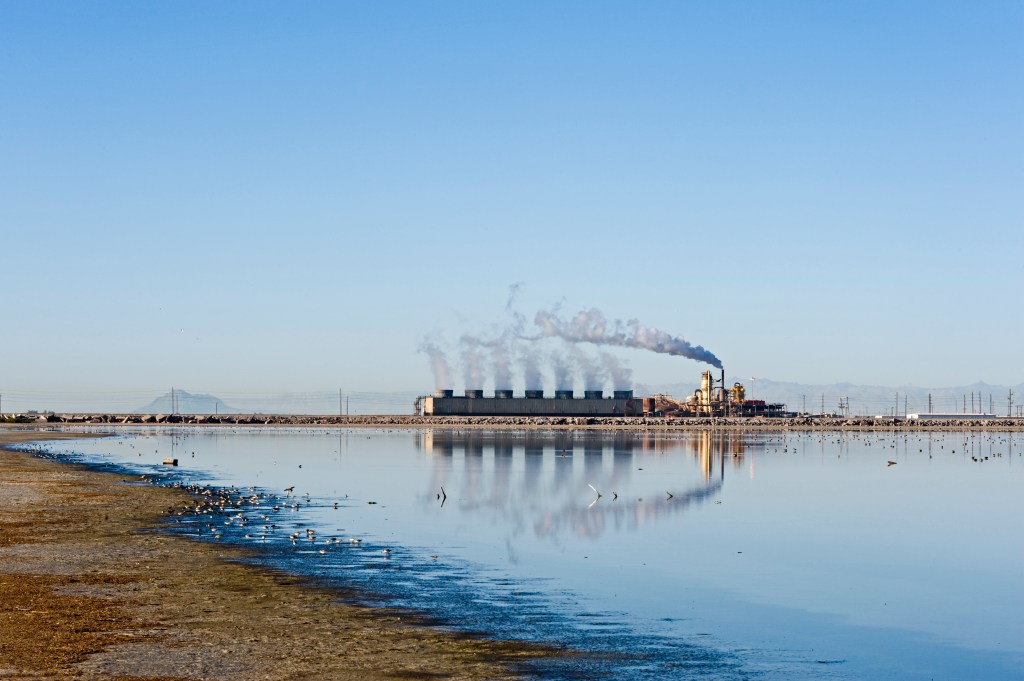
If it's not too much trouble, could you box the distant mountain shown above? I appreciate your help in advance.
[134,390,242,414]
[635,378,1024,417]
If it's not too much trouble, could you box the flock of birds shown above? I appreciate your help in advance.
[746,431,1015,464]
[138,476,403,559]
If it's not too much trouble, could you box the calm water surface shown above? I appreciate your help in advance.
[27,428,1024,679]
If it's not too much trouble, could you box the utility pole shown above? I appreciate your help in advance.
[1009,389,1014,418]
[802,394,806,413]
[339,389,343,417]
[171,387,175,415]
[346,395,349,416]
[821,394,824,415]
[928,393,932,413]
[895,392,899,419]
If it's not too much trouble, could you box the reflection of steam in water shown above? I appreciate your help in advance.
[419,430,753,541]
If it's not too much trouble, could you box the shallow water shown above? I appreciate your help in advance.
[25,428,1024,679]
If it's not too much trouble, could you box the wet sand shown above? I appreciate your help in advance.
[0,427,562,680]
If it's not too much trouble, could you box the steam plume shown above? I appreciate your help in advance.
[550,351,573,390]
[601,352,633,391]
[534,308,722,369]
[460,337,484,390]
[572,347,605,391]
[520,347,543,390]
[419,340,451,389]
[491,342,512,389]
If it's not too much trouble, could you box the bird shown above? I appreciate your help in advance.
[587,483,602,498]
[284,486,295,493]
[887,460,897,466]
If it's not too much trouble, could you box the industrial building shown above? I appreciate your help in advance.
[422,389,642,417]
[421,369,789,418]
[655,370,789,417]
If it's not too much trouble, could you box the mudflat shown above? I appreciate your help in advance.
[0,427,559,680]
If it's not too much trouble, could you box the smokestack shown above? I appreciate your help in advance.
[584,390,603,399]
[613,390,633,399]
[434,389,454,398]
[525,390,544,399]
[554,390,573,399]
[494,389,513,399]
[465,389,483,399]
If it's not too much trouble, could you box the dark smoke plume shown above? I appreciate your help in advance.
[534,308,723,369]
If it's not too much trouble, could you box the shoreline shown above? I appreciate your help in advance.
[0,428,563,680]
[6,413,1024,431]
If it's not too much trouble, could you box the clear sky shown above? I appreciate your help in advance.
[3,1,1022,404]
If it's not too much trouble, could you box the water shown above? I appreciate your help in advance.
[22,428,1024,679]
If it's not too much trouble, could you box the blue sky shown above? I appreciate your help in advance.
[2,1,1022,401]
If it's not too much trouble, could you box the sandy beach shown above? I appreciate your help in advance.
[0,427,561,680]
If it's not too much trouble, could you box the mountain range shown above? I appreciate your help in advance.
[134,390,242,414]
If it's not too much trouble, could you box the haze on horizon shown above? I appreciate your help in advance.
[3,2,1021,401]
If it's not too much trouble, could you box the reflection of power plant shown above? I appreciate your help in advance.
[421,370,788,417]
[416,430,754,541]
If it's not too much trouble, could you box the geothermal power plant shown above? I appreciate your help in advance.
[422,369,789,417]
[422,307,790,417]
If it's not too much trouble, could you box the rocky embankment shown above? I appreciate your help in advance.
[7,413,1024,430]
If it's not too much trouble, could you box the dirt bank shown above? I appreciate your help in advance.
[11,413,1024,431]
[0,428,562,680]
